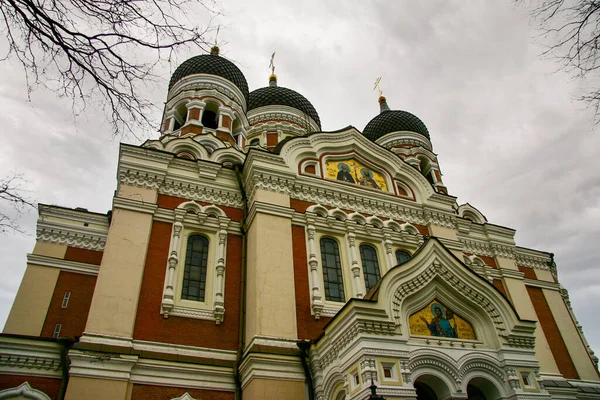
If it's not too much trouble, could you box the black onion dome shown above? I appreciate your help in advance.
[248,86,321,129]
[168,54,249,103]
[363,110,430,140]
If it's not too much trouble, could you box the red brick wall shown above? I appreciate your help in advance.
[290,199,314,213]
[526,286,579,379]
[479,255,497,269]
[131,384,234,400]
[133,221,242,350]
[157,195,244,222]
[518,266,537,280]
[41,271,97,339]
[292,225,331,340]
[0,375,61,399]
[492,279,507,297]
[64,247,103,265]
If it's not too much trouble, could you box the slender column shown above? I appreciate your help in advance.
[161,209,185,318]
[347,230,363,298]
[306,222,323,319]
[383,231,395,270]
[213,224,228,324]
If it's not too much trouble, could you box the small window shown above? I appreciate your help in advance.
[249,138,260,146]
[383,367,392,378]
[320,238,345,302]
[521,371,535,388]
[61,291,71,308]
[353,373,360,386]
[52,324,62,339]
[360,244,381,293]
[395,250,411,265]
[182,235,209,302]
[201,102,219,129]
[172,103,188,131]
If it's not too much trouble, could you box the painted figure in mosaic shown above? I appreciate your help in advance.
[336,163,355,183]
[359,168,380,189]
[420,303,458,338]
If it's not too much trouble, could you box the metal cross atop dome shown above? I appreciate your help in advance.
[269,52,276,75]
[373,76,383,97]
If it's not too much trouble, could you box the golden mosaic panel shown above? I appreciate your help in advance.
[409,299,476,340]
[325,159,388,191]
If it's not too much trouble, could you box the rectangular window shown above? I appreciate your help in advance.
[320,238,345,302]
[383,367,392,378]
[52,324,62,339]
[182,235,209,302]
[61,291,71,308]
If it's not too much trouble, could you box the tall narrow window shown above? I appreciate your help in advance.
[52,324,62,339]
[395,250,411,265]
[61,291,71,308]
[320,238,345,302]
[360,244,381,293]
[182,235,209,302]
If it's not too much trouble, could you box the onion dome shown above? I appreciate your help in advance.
[363,96,430,140]
[168,46,249,103]
[248,75,322,129]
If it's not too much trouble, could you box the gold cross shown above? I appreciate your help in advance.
[373,77,383,97]
[269,52,276,74]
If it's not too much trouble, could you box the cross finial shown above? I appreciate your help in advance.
[373,77,383,97]
[214,25,221,46]
[269,52,276,75]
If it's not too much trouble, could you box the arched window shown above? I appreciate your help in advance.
[201,102,219,129]
[360,244,381,293]
[396,250,411,265]
[320,238,345,302]
[182,235,209,302]
[249,138,260,146]
[172,103,188,131]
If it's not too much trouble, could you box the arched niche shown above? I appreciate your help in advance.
[412,372,454,400]
[401,276,501,348]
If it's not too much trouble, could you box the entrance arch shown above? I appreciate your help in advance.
[466,377,502,400]
[414,374,452,400]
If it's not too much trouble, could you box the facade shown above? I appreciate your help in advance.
[1,46,599,400]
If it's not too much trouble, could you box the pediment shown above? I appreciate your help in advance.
[275,127,436,203]
[317,238,535,351]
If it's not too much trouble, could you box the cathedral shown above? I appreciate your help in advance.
[1,46,599,400]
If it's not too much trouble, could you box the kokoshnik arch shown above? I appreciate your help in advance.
[1,45,599,400]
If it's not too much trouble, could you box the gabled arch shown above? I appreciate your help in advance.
[457,203,487,224]
[164,137,210,160]
[348,212,367,225]
[306,204,329,218]
[400,222,420,235]
[275,126,437,203]
[0,382,51,400]
[367,215,384,228]
[329,208,347,222]
[372,238,536,350]
[384,219,402,232]
[211,147,245,166]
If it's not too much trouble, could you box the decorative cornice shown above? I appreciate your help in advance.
[161,178,244,208]
[459,238,516,259]
[0,336,63,378]
[37,222,107,251]
[515,248,553,272]
[27,253,100,275]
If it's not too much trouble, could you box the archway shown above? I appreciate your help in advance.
[467,377,501,400]
[414,374,451,400]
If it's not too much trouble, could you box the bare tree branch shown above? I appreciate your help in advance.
[522,0,600,123]
[0,173,36,234]
[0,0,218,137]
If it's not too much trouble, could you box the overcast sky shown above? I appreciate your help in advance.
[1,1,599,361]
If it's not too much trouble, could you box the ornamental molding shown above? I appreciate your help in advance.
[248,107,319,132]
[118,168,163,191]
[37,223,107,251]
[0,382,52,400]
[161,178,244,208]
[167,74,247,113]
[27,253,100,276]
[391,258,535,349]
[38,204,109,226]
[459,238,516,259]
[0,336,63,378]
[377,135,433,152]
[515,248,553,272]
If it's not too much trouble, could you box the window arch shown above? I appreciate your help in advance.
[182,235,209,302]
[201,101,219,129]
[360,244,381,293]
[172,103,188,131]
[320,238,345,302]
[396,250,411,265]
